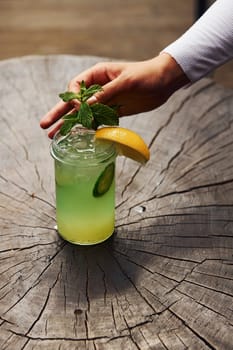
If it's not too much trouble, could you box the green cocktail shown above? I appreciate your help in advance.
[50,127,116,245]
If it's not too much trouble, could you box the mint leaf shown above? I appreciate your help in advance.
[82,84,103,102]
[59,91,80,102]
[60,111,81,135]
[58,81,119,135]
[79,81,86,98]
[60,120,77,135]
[79,102,93,129]
[62,111,79,121]
[91,103,119,128]
[59,83,102,103]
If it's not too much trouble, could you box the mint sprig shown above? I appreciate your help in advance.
[59,81,119,135]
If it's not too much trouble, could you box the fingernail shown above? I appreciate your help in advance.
[71,99,80,109]
[87,96,98,104]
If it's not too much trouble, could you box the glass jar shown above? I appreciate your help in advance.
[50,127,116,245]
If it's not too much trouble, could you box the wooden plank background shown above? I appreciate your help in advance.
[0,0,232,88]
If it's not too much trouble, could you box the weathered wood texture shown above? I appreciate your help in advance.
[0,55,233,349]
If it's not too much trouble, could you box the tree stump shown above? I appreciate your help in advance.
[0,55,233,349]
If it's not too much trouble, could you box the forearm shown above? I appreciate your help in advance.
[153,53,190,98]
[162,0,233,82]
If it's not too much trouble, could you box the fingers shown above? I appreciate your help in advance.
[41,104,77,139]
[68,67,102,93]
[40,100,74,129]
[40,61,126,135]
[47,119,65,139]
[40,62,116,130]
[68,61,126,95]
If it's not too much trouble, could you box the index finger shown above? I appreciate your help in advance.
[68,62,116,91]
[40,100,73,129]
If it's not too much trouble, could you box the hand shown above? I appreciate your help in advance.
[40,53,189,138]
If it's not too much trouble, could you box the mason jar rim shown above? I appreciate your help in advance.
[50,127,116,167]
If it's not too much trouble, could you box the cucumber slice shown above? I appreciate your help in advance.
[93,162,115,197]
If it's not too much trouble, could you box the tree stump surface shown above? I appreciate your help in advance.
[0,55,233,350]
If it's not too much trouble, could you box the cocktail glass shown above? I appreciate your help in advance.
[50,127,116,245]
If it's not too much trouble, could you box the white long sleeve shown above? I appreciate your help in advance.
[162,0,233,82]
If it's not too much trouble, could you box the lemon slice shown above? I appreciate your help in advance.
[95,126,150,164]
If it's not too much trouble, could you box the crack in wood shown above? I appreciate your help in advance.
[0,316,15,326]
[116,211,210,228]
[112,251,188,312]
[0,243,55,255]
[25,264,62,336]
[148,93,192,150]
[181,278,233,299]
[196,92,233,123]
[190,269,233,282]
[97,262,107,305]
[44,319,48,337]
[0,242,61,255]
[168,308,217,350]
[0,210,56,229]
[63,283,67,316]
[116,218,218,233]
[173,150,223,185]
[157,300,182,317]
[175,287,233,326]
[0,332,15,350]
[177,204,233,211]
[113,248,154,274]
[85,255,90,340]
[111,301,117,331]
[154,140,186,192]
[0,222,57,231]
[1,112,29,161]
[73,309,78,339]
[0,139,24,169]
[34,164,47,195]
[150,177,233,200]
[138,328,154,350]
[20,338,30,350]
[0,257,37,288]
[174,332,189,350]
[157,333,170,350]
[0,173,55,210]
[122,315,142,350]
[189,123,233,158]
[110,250,157,313]
[191,81,216,97]
[107,333,130,342]
[2,242,65,317]
[116,87,205,211]
[8,329,111,342]
[116,246,202,264]
[120,165,143,200]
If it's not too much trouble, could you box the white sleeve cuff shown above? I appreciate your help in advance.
[162,0,233,82]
